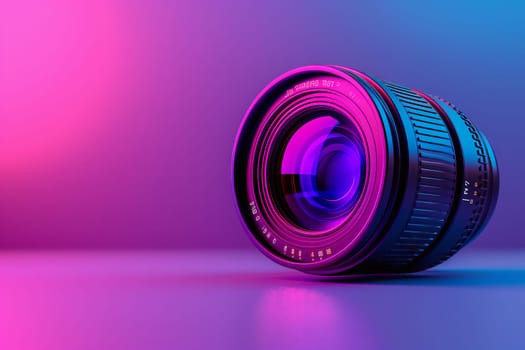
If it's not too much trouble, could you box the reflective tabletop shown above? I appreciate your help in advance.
[0,249,523,349]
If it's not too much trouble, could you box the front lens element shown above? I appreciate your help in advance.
[278,115,365,231]
[232,65,499,275]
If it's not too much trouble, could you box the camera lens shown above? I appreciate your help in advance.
[232,65,499,275]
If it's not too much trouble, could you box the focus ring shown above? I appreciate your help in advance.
[432,98,490,266]
[380,83,457,269]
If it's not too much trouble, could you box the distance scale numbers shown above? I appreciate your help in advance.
[248,201,334,262]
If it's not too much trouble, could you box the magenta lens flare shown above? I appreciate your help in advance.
[232,65,499,275]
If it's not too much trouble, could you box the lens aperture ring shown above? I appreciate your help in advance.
[378,83,457,270]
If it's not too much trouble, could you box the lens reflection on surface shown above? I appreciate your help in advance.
[254,286,377,350]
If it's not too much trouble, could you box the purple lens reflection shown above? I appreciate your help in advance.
[279,115,365,231]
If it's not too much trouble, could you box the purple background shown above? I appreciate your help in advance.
[0,0,523,250]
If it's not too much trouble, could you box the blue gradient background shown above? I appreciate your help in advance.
[0,0,523,250]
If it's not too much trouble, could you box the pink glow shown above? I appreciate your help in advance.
[0,0,125,175]
[255,286,376,349]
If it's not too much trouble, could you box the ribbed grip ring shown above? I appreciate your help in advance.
[380,82,457,269]
[432,98,490,266]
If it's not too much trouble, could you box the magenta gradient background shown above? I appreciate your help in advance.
[0,0,523,250]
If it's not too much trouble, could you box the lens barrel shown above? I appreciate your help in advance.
[232,65,498,275]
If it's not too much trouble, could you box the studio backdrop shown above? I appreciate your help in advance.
[0,0,522,249]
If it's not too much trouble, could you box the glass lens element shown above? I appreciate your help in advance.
[279,115,364,231]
